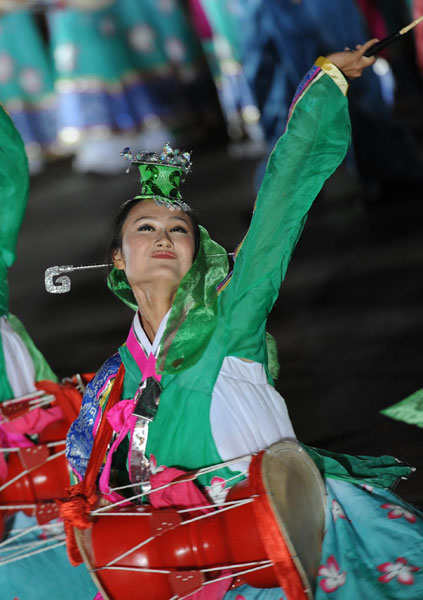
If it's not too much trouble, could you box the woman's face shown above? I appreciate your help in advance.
[113,200,196,290]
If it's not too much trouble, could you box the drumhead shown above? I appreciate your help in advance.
[75,527,112,600]
[261,440,326,598]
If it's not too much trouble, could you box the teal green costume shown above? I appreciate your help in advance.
[67,59,423,599]
[0,103,96,598]
[381,388,423,428]
[0,104,56,401]
[111,58,353,483]
[0,10,56,161]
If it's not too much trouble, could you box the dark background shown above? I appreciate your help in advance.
[8,132,423,507]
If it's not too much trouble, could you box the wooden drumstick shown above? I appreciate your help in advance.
[364,15,423,57]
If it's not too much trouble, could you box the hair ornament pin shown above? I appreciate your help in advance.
[45,263,111,294]
[45,254,233,294]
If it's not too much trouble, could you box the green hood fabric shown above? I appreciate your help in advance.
[108,225,229,373]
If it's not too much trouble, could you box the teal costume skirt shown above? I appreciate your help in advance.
[225,478,423,599]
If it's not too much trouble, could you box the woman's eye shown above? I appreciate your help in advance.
[171,226,188,233]
[138,224,154,231]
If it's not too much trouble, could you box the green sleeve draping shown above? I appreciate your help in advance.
[0,326,14,402]
[8,313,58,383]
[381,388,423,428]
[221,71,351,359]
[0,104,29,316]
[302,444,415,489]
[0,103,31,400]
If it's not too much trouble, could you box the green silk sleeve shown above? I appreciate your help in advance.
[380,389,423,428]
[221,61,351,359]
[0,104,29,316]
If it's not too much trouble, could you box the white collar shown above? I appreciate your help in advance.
[132,310,170,357]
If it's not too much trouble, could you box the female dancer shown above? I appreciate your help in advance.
[66,40,423,599]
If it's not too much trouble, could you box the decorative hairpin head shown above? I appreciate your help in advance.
[121,143,192,211]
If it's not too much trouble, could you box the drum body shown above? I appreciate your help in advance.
[0,446,69,533]
[0,380,87,536]
[76,441,327,600]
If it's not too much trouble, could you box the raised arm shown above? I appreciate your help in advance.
[221,43,376,359]
[0,105,29,315]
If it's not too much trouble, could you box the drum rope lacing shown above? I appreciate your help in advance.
[0,536,66,565]
[0,440,66,453]
[1,390,55,409]
[92,454,252,515]
[84,451,272,591]
[87,452,277,589]
[172,562,276,600]
[107,465,248,495]
[97,561,274,578]
[0,522,67,566]
[0,386,91,571]
[94,498,252,518]
[92,496,255,570]
[98,560,274,587]
[0,522,58,548]
[0,539,66,566]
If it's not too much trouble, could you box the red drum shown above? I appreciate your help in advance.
[0,377,91,538]
[75,441,327,600]
[0,446,70,529]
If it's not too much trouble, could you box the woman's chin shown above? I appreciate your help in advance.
[129,270,185,291]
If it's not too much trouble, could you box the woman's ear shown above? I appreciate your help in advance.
[112,249,125,270]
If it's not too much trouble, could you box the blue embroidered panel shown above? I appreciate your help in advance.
[66,353,122,479]
[286,64,321,126]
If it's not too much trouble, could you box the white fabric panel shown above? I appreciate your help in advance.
[210,356,296,474]
[0,316,36,397]
[133,310,170,357]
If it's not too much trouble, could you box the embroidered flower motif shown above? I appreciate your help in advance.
[99,17,116,37]
[165,37,186,63]
[381,504,417,523]
[206,476,227,505]
[318,556,346,592]
[158,0,175,12]
[129,25,155,53]
[377,557,420,584]
[54,44,78,73]
[331,499,348,522]
[0,53,14,83]
[361,483,374,493]
[19,68,43,94]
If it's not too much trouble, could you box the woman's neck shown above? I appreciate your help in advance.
[132,283,176,343]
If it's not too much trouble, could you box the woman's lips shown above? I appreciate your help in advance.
[152,251,176,259]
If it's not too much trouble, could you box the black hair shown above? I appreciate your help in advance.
[108,197,201,266]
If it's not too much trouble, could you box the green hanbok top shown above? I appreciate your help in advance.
[121,58,350,486]
[67,57,412,493]
[68,58,358,489]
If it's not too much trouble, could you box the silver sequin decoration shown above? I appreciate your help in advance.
[129,377,162,498]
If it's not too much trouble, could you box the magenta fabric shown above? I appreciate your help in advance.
[189,0,213,39]
[0,405,64,481]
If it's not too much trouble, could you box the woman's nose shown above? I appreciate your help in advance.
[155,231,173,247]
